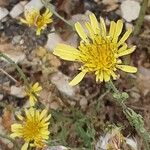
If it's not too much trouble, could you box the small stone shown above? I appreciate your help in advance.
[120,0,140,22]
[25,0,44,11]
[0,7,9,20]
[80,97,88,109]
[12,35,22,44]
[9,1,27,18]
[50,72,77,98]
[45,33,64,52]
[10,86,26,98]
[50,102,59,110]
[45,146,68,150]
[0,94,3,100]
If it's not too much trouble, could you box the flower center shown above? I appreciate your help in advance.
[78,37,117,72]
[22,120,41,141]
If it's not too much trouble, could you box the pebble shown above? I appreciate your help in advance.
[50,101,59,110]
[0,7,9,21]
[10,86,26,98]
[10,1,27,18]
[0,94,3,101]
[45,32,64,52]
[120,0,140,22]
[12,35,22,44]
[80,97,88,109]
[24,0,44,11]
[45,146,68,150]
[50,72,77,98]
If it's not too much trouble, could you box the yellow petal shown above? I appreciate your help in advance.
[11,124,22,131]
[89,13,100,34]
[32,82,39,89]
[110,70,117,79]
[113,20,123,43]
[36,28,41,36]
[10,133,22,138]
[100,17,106,36]
[21,143,29,150]
[16,113,24,121]
[85,22,94,40]
[104,72,110,82]
[75,22,88,42]
[117,46,136,57]
[117,27,132,47]
[69,71,87,86]
[53,44,80,61]
[29,95,36,106]
[99,70,104,82]
[44,114,51,122]
[109,21,116,38]
[20,18,28,24]
[118,43,127,52]
[117,65,137,73]
[33,82,42,92]
[40,109,48,120]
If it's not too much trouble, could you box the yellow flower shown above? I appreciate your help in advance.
[10,107,51,150]
[25,82,42,106]
[53,14,137,86]
[21,8,53,35]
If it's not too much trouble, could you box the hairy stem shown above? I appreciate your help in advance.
[107,80,150,150]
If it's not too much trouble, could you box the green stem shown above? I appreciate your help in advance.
[0,133,20,150]
[0,52,29,86]
[107,80,150,150]
[41,0,73,29]
[134,0,148,35]
[108,80,119,93]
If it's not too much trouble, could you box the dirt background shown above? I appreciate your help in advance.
[0,0,150,149]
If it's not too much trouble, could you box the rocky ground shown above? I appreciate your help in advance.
[0,0,150,149]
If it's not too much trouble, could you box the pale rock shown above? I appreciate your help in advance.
[25,0,44,11]
[45,33,64,52]
[80,97,88,109]
[50,72,77,97]
[125,22,134,30]
[45,146,68,150]
[10,1,27,18]
[50,101,59,110]
[121,0,140,22]
[0,94,3,100]
[102,0,118,5]
[144,15,150,21]
[70,12,89,26]
[137,66,150,96]
[65,33,78,48]
[12,35,22,44]
[10,86,26,98]
[0,7,9,20]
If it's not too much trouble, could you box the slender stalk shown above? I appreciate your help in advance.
[108,80,118,93]
[41,0,73,29]
[0,68,18,83]
[0,52,29,86]
[134,0,148,35]
[107,80,150,150]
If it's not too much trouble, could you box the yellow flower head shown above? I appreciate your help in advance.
[53,13,137,86]
[25,82,42,106]
[10,107,51,150]
[21,8,53,35]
